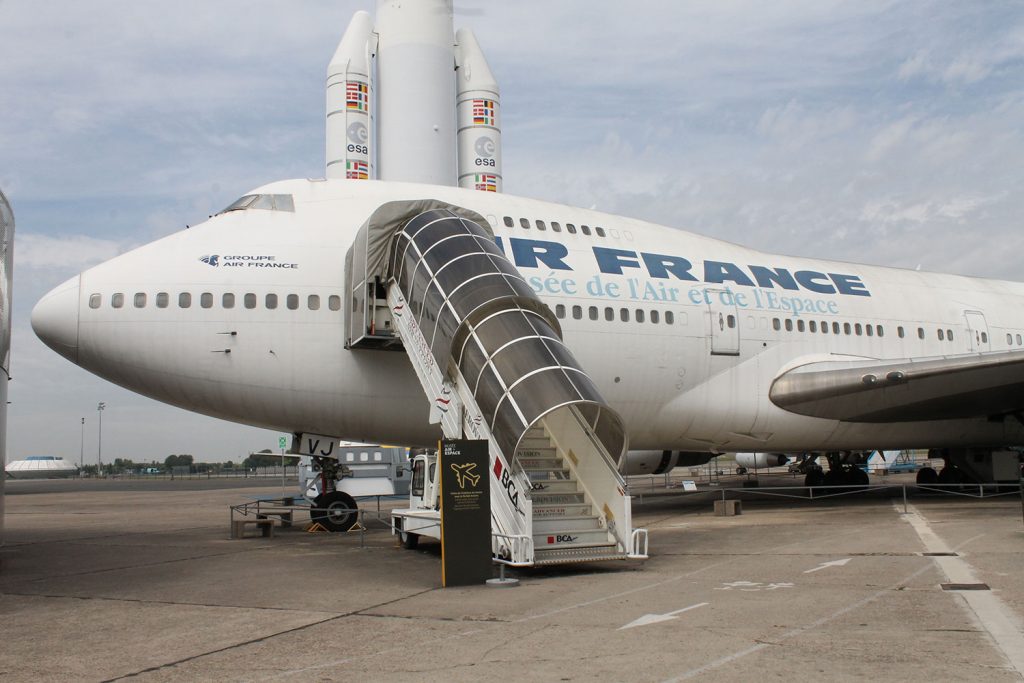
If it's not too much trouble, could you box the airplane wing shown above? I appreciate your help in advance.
[769,349,1024,422]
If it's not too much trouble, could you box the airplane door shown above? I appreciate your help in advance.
[707,289,740,356]
[963,310,990,352]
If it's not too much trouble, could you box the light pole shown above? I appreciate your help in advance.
[97,402,105,475]
[79,417,85,474]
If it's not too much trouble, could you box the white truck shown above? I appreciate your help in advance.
[390,451,441,549]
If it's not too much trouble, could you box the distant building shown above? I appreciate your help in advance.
[6,456,79,479]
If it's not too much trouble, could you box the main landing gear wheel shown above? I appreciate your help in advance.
[848,467,869,487]
[804,469,825,487]
[916,467,938,485]
[311,491,358,532]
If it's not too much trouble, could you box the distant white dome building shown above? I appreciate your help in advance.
[6,456,78,479]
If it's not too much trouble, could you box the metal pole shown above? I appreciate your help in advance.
[79,417,85,473]
[903,484,908,514]
[97,402,105,475]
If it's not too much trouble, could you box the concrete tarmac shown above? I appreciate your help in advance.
[1,479,1023,681]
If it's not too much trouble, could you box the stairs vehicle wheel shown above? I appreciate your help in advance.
[401,530,419,549]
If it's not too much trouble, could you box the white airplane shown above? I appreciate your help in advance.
[31,178,1024,489]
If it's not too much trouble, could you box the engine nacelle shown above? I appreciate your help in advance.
[621,450,717,475]
[735,452,789,469]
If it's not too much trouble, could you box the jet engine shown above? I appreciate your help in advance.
[621,450,717,475]
[735,452,790,470]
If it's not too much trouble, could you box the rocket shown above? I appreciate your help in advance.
[325,0,502,192]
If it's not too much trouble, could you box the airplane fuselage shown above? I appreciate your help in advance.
[32,179,1024,452]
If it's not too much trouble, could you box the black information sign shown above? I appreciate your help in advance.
[440,439,492,587]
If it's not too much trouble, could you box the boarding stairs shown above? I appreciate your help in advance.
[346,200,647,566]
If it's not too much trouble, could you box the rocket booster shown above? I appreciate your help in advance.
[455,28,502,193]
[324,0,502,192]
[326,11,375,181]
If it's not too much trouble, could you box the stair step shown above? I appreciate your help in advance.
[532,515,603,532]
[534,528,612,547]
[533,502,592,516]
[518,455,561,469]
[529,480,578,494]
[533,544,625,565]
[518,437,551,449]
[531,491,585,504]
[526,469,573,481]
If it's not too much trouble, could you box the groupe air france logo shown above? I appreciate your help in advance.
[199,254,220,267]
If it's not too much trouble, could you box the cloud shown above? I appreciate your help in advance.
[16,234,127,271]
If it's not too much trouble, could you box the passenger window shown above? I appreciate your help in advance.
[111,293,124,308]
[855,323,862,336]
[503,216,513,227]
[797,319,805,332]
[832,322,840,334]
[938,329,944,341]
[555,304,565,319]
[1008,334,1013,345]
[809,320,817,333]
[588,306,598,321]
[620,308,629,322]
[178,293,191,308]
[898,326,905,338]
[308,295,320,310]
[821,321,829,334]
[727,314,735,329]
[665,311,674,325]
[605,307,614,321]
[156,292,169,308]
[651,310,660,324]
[287,294,299,310]
[865,324,873,337]
[201,293,213,309]
[519,218,530,229]
[946,329,953,341]
[877,325,884,337]
[222,293,235,309]
[981,331,988,343]
[635,309,645,323]
[329,295,341,311]
[844,323,852,335]
[89,294,101,309]
[595,226,606,237]
[536,220,546,231]
[918,327,925,339]
[1017,334,1022,346]
[244,293,257,309]
[772,318,781,331]
[572,305,582,320]
[133,293,146,308]
[551,222,562,233]
[266,294,278,309]
[566,223,578,234]
[581,224,592,236]
[785,319,793,331]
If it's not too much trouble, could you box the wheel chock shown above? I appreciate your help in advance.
[306,522,328,533]
[347,522,366,532]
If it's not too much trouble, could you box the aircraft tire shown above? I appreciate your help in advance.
[916,467,938,485]
[823,469,846,488]
[848,468,869,487]
[311,491,358,532]
[804,469,825,487]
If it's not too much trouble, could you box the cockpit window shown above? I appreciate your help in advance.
[218,194,295,215]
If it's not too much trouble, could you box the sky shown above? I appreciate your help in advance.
[1,0,1023,465]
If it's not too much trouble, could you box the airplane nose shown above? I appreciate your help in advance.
[31,275,81,363]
